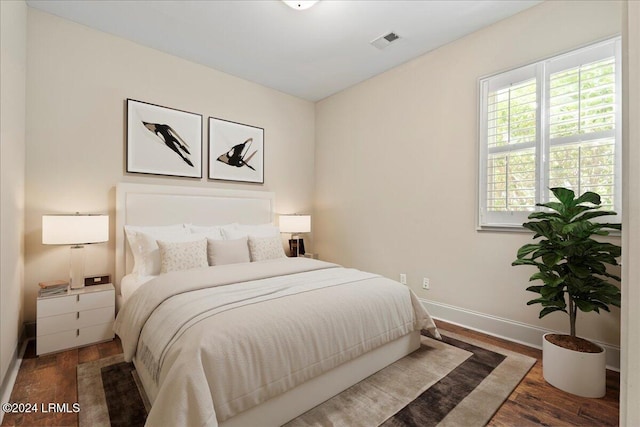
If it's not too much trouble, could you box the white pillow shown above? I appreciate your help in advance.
[207,237,250,266]
[189,225,227,240]
[158,239,208,273]
[248,235,286,262]
[125,225,203,275]
[125,224,187,275]
[223,223,280,240]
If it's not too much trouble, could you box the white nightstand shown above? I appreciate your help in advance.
[36,283,115,355]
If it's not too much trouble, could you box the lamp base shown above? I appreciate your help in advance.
[69,245,85,289]
[288,238,306,257]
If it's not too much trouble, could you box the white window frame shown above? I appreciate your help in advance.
[478,37,622,229]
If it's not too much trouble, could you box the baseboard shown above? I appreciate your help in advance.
[422,299,621,371]
[0,339,28,424]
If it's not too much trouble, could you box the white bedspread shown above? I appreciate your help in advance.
[114,258,439,427]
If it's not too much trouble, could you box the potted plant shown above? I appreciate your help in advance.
[513,187,621,398]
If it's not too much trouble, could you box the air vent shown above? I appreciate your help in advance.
[371,32,401,50]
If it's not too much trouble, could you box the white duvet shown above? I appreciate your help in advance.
[114,258,439,427]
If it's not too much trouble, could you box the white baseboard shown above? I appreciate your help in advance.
[0,339,28,424]
[422,299,621,372]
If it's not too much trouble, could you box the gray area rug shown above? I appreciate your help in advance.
[77,331,535,427]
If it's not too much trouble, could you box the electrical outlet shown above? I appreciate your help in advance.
[422,277,430,290]
[399,273,407,285]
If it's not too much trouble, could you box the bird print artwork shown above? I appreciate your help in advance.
[217,138,258,171]
[142,121,194,167]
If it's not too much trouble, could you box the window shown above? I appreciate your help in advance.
[478,38,621,228]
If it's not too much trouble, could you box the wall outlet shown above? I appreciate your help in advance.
[399,273,407,285]
[422,277,430,290]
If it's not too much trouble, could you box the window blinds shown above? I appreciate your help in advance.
[478,38,620,228]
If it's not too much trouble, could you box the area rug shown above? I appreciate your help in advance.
[77,331,535,427]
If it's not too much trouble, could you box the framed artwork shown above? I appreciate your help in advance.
[208,117,264,184]
[126,99,202,178]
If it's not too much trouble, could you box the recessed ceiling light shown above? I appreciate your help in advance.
[282,0,319,11]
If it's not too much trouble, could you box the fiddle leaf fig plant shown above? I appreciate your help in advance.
[512,187,621,337]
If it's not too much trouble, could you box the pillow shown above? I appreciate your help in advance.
[223,223,280,240]
[158,239,208,273]
[248,235,286,262]
[189,224,227,240]
[207,237,250,266]
[125,225,205,275]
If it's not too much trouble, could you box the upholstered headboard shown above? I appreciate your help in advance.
[115,182,275,296]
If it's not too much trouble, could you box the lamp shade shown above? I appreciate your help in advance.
[279,215,311,233]
[42,214,109,245]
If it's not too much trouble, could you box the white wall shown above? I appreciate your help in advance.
[315,1,623,347]
[24,9,316,322]
[0,0,27,389]
[621,0,640,423]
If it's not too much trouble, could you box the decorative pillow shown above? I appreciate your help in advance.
[248,235,286,262]
[124,224,189,275]
[158,239,208,273]
[207,237,250,266]
[223,223,280,240]
[189,225,227,240]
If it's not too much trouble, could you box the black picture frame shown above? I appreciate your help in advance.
[126,99,203,178]
[208,117,264,184]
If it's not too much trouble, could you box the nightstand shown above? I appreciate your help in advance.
[36,283,115,355]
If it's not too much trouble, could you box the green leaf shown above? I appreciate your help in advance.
[528,211,562,220]
[539,306,566,318]
[574,191,601,206]
[598,223,622,231]
[542,252,562,267]
[566,205,598,222]
[575,300,596,312]
[529,272,564,286]
[516,244,541,259]
[536,201,565,214]
[568,263,591,278]
[550,187,576,206]
[523,221,555,239]
[525,285,544,293]
[573,210,617,222]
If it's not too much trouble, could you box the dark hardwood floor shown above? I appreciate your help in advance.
[1,320,619,426]
[439,321,620,427]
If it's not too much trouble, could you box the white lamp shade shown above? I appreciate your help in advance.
[42,214,109,245]
[279,215,311,233]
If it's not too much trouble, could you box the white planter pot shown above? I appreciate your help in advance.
[542,333,606,398]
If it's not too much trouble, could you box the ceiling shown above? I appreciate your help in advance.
[27,0,542,101]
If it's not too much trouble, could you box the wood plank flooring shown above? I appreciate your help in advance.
[1,339,122,427]
[1,320,619,426]
[439,321,620,427]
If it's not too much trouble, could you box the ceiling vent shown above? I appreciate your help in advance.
[371,32,400,50]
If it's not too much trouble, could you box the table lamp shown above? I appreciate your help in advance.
[279,214,311,257]
[42,213,109,289]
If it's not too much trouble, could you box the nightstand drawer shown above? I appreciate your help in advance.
[37,306,114,336]
[36,322,114,355]
[37,288,114,317]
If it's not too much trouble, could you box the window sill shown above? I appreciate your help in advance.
[476,224,621,238]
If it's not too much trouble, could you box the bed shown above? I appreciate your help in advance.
[113,182,440,427]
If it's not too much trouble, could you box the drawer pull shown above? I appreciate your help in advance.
[76,312,80,319]
[76,295,80,302]
[76,329,79,337]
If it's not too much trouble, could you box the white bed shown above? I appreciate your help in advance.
[114,182,439,427]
